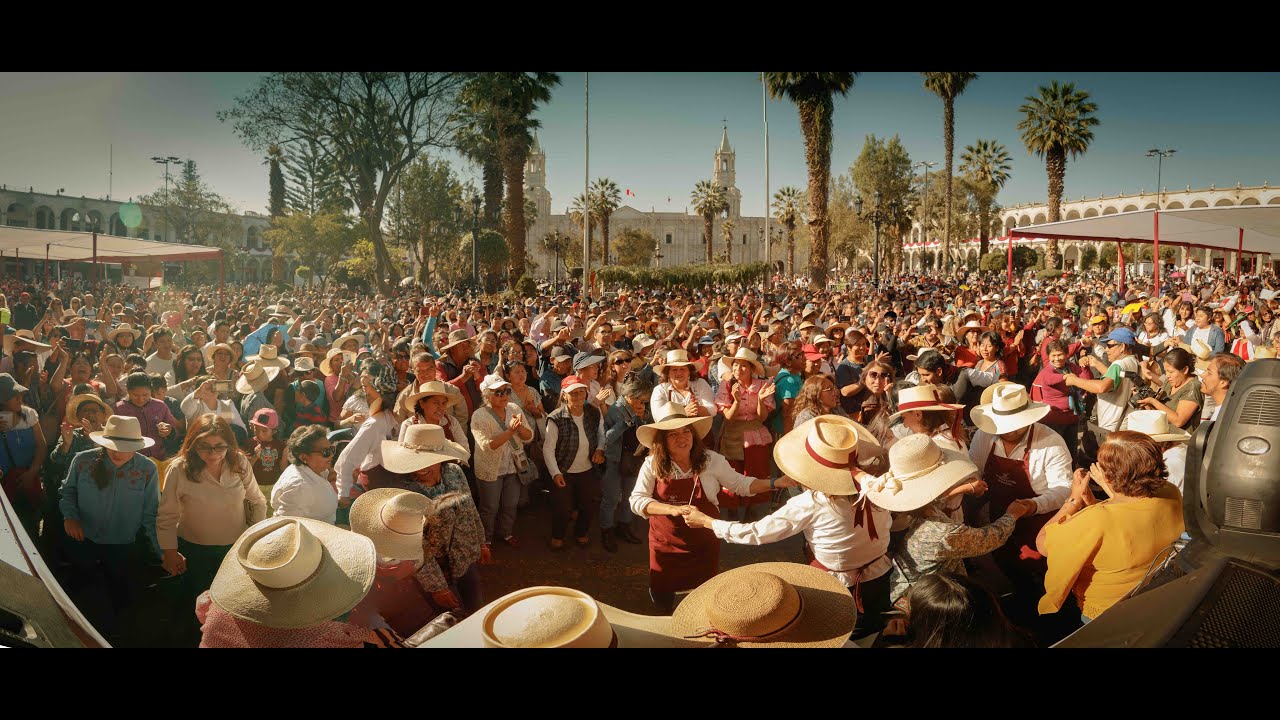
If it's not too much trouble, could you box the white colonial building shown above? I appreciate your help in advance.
[0,185,298,283]
[903,183,1280,273]
[524,127,808,277]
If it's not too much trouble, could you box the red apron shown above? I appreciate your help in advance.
[983,424,1052,566]
[648,472,720,593]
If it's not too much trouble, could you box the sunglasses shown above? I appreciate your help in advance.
[308,446,335,458]
[613,358,632,365]
[492,388,512,396]
[196,443,230,453]
[865,371,890,379]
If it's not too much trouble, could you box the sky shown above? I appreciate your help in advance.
[2,72,1278,219]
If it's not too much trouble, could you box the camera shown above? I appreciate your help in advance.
[1128,384,1160,410]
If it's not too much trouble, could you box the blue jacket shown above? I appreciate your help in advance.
[603,398,649,463]
[1183,324,1226,354]
[59,449,159,555]
[540,366,565,413]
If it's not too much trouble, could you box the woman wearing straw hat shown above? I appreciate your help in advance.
[889,384,978,520]
[649,348,716,421]
[713,348,777,522]
[1034,431,1184,624]
[400,380,470,457]
[235,360,280,429]
[628,402,780,613]
[684,415,892,636]
[58,414,160,644]
[195,517,401,647]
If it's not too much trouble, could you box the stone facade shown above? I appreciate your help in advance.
[524,127,807,277]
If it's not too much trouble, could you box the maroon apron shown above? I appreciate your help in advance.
[649,472,720,593]
[983,425,1052,570]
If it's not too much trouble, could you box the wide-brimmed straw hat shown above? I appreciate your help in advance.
[423,586,692,648]
[349,488,434,564]
[2,329,51,353]
[979,380,1018,407]
[860,433,979,513]
[889,384,964,422]
[671,562,856,648]
[236,361,282,395]
[439,329,473,353]
[1252,347,1278,361]
[774,415,880,495]
[332,333,367,352]
[1189,339,1213,371]
[971,383,1051,436]
[204,343,236,366]
[727,348,765,376]
[405,380,460,409]
[637,402,713,449]
[379,424,469,474]
[657,349,698,377]
[292,356,316,374]
[89,415,156,452]
[209,517,375,629]
[1122,409,1192,443]
[958,319,987,334]
[248,344,291,370]
[105,323,142,343]
[66,393,111,421]
[320,348,357,377]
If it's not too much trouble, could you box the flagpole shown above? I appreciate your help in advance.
[763,73,770,275]
[583,72,591,304]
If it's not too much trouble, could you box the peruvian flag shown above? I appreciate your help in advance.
[625,189,635,197]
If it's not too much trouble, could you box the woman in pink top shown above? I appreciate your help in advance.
[714,349,777,521]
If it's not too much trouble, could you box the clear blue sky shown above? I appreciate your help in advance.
[3,72,1277,218]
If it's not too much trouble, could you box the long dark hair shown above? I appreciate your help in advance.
[173,344,207,383]
[649,425,708,478]
[91,448,114,489]
[904,573,1030,648]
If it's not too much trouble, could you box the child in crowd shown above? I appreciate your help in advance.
[249,408,287,507]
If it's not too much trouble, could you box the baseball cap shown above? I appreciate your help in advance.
[560,374,588,394]
[250,408,280,430]
[1090,314,1109,325]
[1106,328,1137,346]
[479,374,511,393]
[802,344,824,361]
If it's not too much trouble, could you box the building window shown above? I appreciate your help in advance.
[742,233,747,245]
[665,233,672,245]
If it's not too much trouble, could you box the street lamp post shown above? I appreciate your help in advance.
[914,160,937,246]
[151,155,182,242]
[854,191,898,289]
[1146,148,1176,209]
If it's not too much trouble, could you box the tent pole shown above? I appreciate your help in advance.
[92,229,99,294]
[1238,227,1244,283]
[15,248,19,283]
[1006,235,1012,290]
[1153,212,1160,297]
[219,251,225,303]
[45,244,50,289]
[1117,239,1125,297]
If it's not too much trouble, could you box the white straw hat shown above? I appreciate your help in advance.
[970,383,1050,436]
[889,384,964,422]
[728,348,765,376]
[349,488,434,564]
[860,433,979,513]
[658,349,698,376]
[637,402,713,449]
[248,344,292,370]
[773,415,879,496]
[379,424,469,474]
[1122,409,1192,443]
[236,361,282,395]
[89,415,157,452]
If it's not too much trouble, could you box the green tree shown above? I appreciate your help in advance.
[829,173,868,272]
[568,193,599,267]
[1018,81,1100,271]
[959,139,1012,258]
[453,107,502,229]
[564,229,602,271]
[921,72,978,270]
[541,230,574,278]
[772,186,806,275]
[220,72,467,292]
[282,138,349,215]
[262,211,351,290]
[139,160,245,283]
[386,157,468,286]
[690,180,728,263]
[467,229,509,293]
[266,144,287,283]
[851,134,914,276]
[339,237,401,290]
[613,227,658,266]
[1079,244,1098,270]
[591,178,621,264]
[764,72,857,287]
[980,246,1038,273]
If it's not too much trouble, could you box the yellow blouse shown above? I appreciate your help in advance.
[1039,483,1184,619]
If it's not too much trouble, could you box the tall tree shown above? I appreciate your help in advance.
[721,217,736,263]
[568,192,598,267]
[613,227,658,267]
[461,72,561,285]
[386,157,467,286]
[591,178,621,263]
[219,72,467,292]
[139,160,245,283]
[263,211,351,290]
[851,134,915,279]
[1018,81,1100,270]
[453,108,503,229]
[921,72,978,272]
[959,139,1012,258]
[266,144,287,282]
[282,138,349,216]
[764,72,857,287]
[772,186,806,276]
[690,180,728,263]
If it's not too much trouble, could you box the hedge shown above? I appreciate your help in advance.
[595,262,771,288]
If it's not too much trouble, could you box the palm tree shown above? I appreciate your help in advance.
[721,217,736,263]
[568,192,598,267]
[764,72,857,287]
[921,72,978,272]
[1018,81,1100,270]
[453,107,503,230]
[959,139,1012,258]
[690,180,728,263]
[772,186,805,276]
[591,178,621,264]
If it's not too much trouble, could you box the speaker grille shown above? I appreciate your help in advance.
[1224,497,1265,530]
[1237,388,1280,425]
[1187,565,1280,648]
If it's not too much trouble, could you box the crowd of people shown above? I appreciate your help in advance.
[0,259,1273,647]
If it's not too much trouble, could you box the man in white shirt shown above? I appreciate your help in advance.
[145,327,176,378]
[1065,327,1142,464]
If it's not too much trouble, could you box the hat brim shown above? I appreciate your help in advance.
[637,415,713,449]
[204,344,236,365]
[573,356,606,371]
[320,351,357,377]
[970,401,1052,436]
[333,334,367,350]
[774,415,880,496]
[88,431,156,452]
[248,355,292,370]
[379,439,469,474]
[888,402,964,423]
[236,366,281,395]
[209,517,376,629]
[105,327,142,342]
[4,336,52,352]
[862,448,979,513]
[348,488,431,564]
[405,387,461,409]
[729,357,765,376]
[671,562,855,648]
[657,361,698,376]
[66,393,110,421]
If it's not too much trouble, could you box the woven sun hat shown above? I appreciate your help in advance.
[572,351,605,372]
[88,415,156,452]
[1251,346,1277,361]
[961,311,984,325]
[812,334,834,347]
[295,342,322,359]
[1122,409,1192,443]
[631,334,657,353]
[971,383,1051,436]
[379,423,469,474]
[889,384,964,422]
[671,562,855,648]
[728,348,765,376]
[658,348,698,374]
[426,585,687,648]
[439,329,473,354]
[959,319,987,334]
[979,380,1018,407]
[773,415,880,496]
[1188,339,1213,371]
[405,380,460,408]
[349,488,434,564]
[637,402,713,449]
[333,333,367,352]
[209,517,375,629]
[66,392,110,421]
[292,356,316,374]
[2,329,51,353]
[235,361,282,395]
[860,433,979,513]
[247,344,291,370]
[320,348,357,377]
[104,323,142,343]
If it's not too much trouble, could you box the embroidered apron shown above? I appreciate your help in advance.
[982,425,1052,574]
[648,472,720,593]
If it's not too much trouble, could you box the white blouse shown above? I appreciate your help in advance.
[629,451,757,518]
[270,462,339,525]
[711,490,892,584]
[650,378,716,419]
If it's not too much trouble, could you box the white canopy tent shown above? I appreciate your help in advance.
[1009,205,1280,294]
[0,226,224,289]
